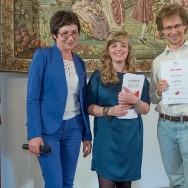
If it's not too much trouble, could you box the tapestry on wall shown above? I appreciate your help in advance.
[1,0,186,73]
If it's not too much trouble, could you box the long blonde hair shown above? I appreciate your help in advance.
[99,31,137,85]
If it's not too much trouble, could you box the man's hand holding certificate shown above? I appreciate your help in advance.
[118,73,145,119]
[160,59,188,104]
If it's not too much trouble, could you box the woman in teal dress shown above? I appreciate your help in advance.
[86,31,150,188]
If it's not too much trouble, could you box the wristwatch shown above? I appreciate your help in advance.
[133,99,141,107]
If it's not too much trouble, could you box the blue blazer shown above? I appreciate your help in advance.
[27,44,92,141]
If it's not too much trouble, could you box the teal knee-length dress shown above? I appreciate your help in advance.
[86,70,150,182]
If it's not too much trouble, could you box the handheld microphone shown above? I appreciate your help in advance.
[22,144,51,153]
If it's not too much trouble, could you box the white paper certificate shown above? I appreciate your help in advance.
[118,73,145,119]
[160,59,188,104]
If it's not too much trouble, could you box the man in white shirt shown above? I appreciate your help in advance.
[150,3,188,188]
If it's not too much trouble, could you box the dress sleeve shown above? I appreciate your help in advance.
[141,77,151,105]
[86,70,100,108]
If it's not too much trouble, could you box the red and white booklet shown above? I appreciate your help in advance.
[118,73,145,119]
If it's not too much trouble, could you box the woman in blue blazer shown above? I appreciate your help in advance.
[27,10,92,188]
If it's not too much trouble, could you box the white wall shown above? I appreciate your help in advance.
[0,72,169,188]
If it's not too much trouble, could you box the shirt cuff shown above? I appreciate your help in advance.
[155,90,162,102]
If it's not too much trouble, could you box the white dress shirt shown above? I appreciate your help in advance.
[150,40,188,116]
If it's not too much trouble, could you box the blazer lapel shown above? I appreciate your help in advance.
[73,53,84,88]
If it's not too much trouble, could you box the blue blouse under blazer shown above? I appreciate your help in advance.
[27,44,92,141]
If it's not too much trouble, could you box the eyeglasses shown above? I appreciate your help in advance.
[58,31,79,39]
[163,24,184,31]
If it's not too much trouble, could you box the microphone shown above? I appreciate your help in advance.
[22,144,51,153]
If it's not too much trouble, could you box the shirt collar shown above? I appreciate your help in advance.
[165,40,188,56]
